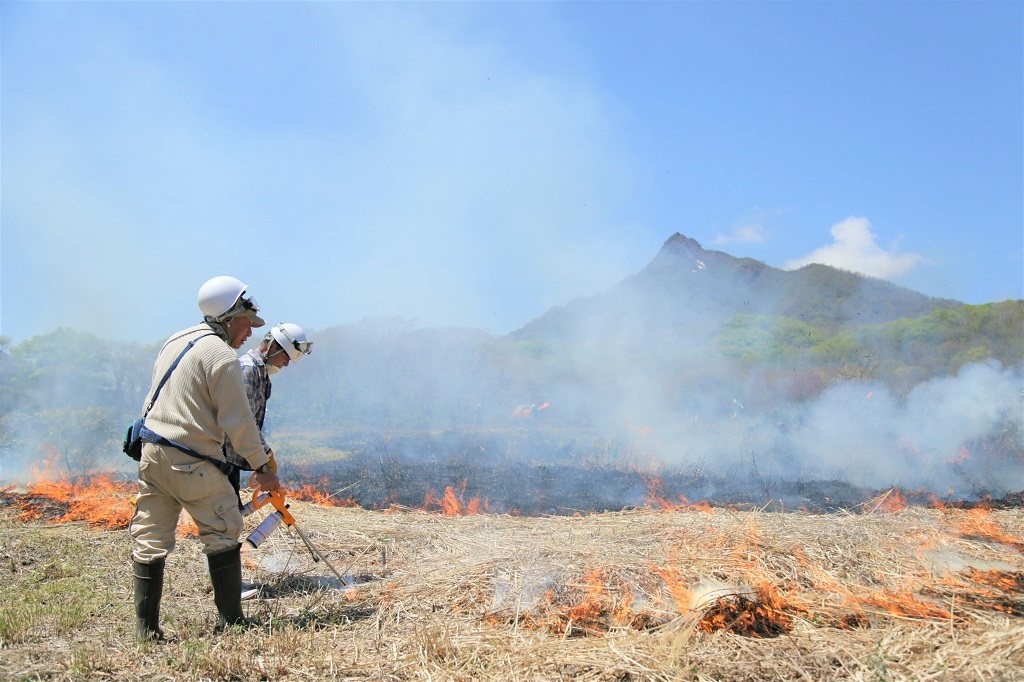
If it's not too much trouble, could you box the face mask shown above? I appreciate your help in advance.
[267,365,281,376]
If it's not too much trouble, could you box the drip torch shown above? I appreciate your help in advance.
[243,477,352,586]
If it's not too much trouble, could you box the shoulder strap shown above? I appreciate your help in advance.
[137,331,236,478]
[144,333,216,416]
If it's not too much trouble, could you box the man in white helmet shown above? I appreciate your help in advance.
[223,322,312,497]
[129,275,283,641]
[222,322,312,600]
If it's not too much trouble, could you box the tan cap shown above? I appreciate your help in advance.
[238,309,266,327]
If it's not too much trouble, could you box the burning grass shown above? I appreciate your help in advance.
[1,474,136,529]
[1,486,1022,680]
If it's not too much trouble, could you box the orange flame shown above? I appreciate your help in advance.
[287,477,361,507]
[556,569,607,635]
[947,444,972,466]
[422,480,489,515]
[951,507,1024,551]
[641,475,712,511]
[441,486,462,515]
[177,511,198,538]
[694,582,795,637]
[12,472,135,529]
[859,589,953,620]
[869,488,909,513]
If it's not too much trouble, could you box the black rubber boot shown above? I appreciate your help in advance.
[133,559,165,641]
[207,544,253,632]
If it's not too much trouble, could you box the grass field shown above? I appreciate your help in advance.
[1,479,1022,681]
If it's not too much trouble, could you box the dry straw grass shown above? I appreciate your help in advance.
[1,488,1022,681]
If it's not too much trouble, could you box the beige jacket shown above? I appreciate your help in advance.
[142,323,270,470]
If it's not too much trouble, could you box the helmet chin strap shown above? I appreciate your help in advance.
[261,341,288,364]
[261,338,280,357]
[204,317,233,342]
[223,317,241,339]
[262,345,286,374]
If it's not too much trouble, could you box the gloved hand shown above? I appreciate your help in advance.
[251,450,280,491]
[254,470,282,493]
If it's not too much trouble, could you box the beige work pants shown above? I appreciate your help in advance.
[130,441,243,563]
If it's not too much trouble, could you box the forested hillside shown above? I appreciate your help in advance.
[714,301,1024,397]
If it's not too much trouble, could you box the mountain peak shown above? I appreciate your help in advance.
[644,232,712,274]
[660,232,704,254]
[512,231,963,342]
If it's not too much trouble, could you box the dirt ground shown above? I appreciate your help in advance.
[1,489,1022,681]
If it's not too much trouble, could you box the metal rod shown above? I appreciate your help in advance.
[291,522,351,586]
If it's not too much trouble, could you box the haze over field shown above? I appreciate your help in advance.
[2,234,1021,505]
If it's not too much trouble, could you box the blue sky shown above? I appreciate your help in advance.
[2,1,1021,345]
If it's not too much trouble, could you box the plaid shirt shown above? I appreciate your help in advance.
[222,348,272,469]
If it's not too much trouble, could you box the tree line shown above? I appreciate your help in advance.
[1,300,1020,477]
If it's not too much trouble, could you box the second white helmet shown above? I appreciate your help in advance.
[270,322,313,361]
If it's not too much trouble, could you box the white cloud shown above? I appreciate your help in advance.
[783,217,926,279]
[712,207,785,245]
[712,223,765,245]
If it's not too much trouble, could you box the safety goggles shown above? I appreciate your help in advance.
[222,294,260,319]
[276,324,313,358]
[240,295,259,313]
[217,292,266,327]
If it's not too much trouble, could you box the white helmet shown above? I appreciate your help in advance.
[197,276,265,326]
[269,322,313,361]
